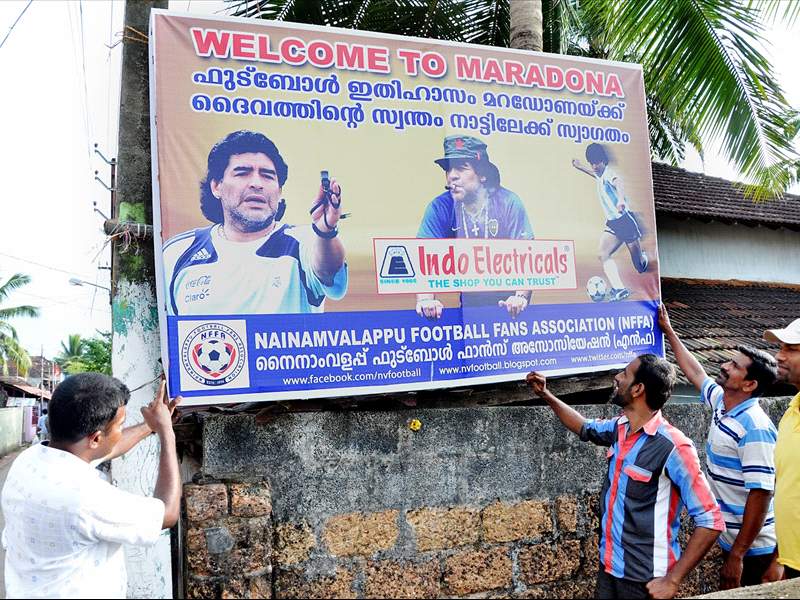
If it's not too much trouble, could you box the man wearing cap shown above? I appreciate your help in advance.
[416,135,534,319]
[763,319,800,580]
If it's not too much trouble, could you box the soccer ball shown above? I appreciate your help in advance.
[586,276,608,302]
[193,338,234,377]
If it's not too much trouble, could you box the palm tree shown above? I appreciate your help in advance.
[224,0,799,197]
[55,334,87,375]
[0,273,39,376]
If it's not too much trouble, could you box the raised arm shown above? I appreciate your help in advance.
[571,158,595,178]
[140,383,182,528]
[102,381,181,462]
[658,304,708,390]
[526,372,586,436]
[309,178,346,284]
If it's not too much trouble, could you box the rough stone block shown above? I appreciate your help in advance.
[482,500,552,543]
[443,547,512,596]
[206,526,236,554]
[185,483,228,522]
[248,575,272,599]
[676,570,700,598]
[519,578,597,599]
[694,551,723,596]
[518,540,581,584]
[555,496,578,533]
[583,492,601,533]
[228,542,271,576]
[186,527,207,554]
[275,521,316,565]
[323,510,399,557]
[406,506,480,551]
[185,577,221,599]
[364,559,440,599]
[230,482,272,517]
[274,567,356,599]
[221,578,247,599]
[581,534,599,577]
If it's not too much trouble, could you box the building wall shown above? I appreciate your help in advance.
[657,216,800,284]
[0,407,23,457]
[181,397,792,598]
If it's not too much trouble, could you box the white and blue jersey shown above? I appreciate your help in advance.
[595,166,626,221]
[701,378,777,556]
[163,224,347,315]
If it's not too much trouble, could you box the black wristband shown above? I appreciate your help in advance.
[312,222,338,238]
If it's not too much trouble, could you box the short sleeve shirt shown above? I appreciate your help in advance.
[163,223,348,316]
[595,166,626,221]
[701,378,777,555]
[1,444,165,599]
[775,392,800,570]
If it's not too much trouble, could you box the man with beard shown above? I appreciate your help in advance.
[163,130,347,315]
[415,135,534,319]
[763,318,800,580]
[659,305,779,588]
[527,355,723,599]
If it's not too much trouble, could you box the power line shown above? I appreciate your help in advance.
[78,0,92,158]
[0,0,33,52]
[0,251,98,280]
[15,290,111,315]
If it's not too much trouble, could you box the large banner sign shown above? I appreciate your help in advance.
[150,10,663,405]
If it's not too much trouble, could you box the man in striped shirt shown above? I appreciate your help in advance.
[659,305,779,588]
[527,354,723,599]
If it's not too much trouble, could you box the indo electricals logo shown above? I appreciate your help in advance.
[380,245,415,278]
[181,323,246,386]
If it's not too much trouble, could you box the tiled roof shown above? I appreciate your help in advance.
[652,163,800,230]
[661,278,800,389]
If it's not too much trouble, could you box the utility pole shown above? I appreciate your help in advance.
[111,1,169,598]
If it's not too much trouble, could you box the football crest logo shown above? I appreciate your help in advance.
[181,323,246,386]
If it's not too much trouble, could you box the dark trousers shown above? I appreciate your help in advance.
[596,568,650,600]
[721,550,774,586]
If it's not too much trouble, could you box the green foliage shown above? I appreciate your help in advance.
[56,331,112,375]
[0,273,39,376]
[224,0,799,197]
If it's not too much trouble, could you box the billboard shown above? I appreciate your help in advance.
[149,10,663,405]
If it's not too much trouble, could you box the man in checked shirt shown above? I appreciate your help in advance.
[527,355,724,599]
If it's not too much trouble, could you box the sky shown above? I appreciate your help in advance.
[0,0,797,360]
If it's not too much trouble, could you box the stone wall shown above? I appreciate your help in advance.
[181,397,791,598]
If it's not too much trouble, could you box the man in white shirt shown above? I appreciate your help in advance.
[163,130,348,316]
[1,373,181,599]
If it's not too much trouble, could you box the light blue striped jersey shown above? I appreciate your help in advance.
[702,378,777,555]
[594,166,626,221]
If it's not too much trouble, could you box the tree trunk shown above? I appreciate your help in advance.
[510,0,543,52]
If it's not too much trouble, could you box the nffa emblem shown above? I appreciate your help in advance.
[181,323,246,386]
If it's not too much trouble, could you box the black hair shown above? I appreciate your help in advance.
[42,408,47,415]
[49,373,130,444]
[585,143,610,165]
[200,130,289,223]
[737,345,778,397]
[634,354,676,411]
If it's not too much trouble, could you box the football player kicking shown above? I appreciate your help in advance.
[572,143,648,302]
